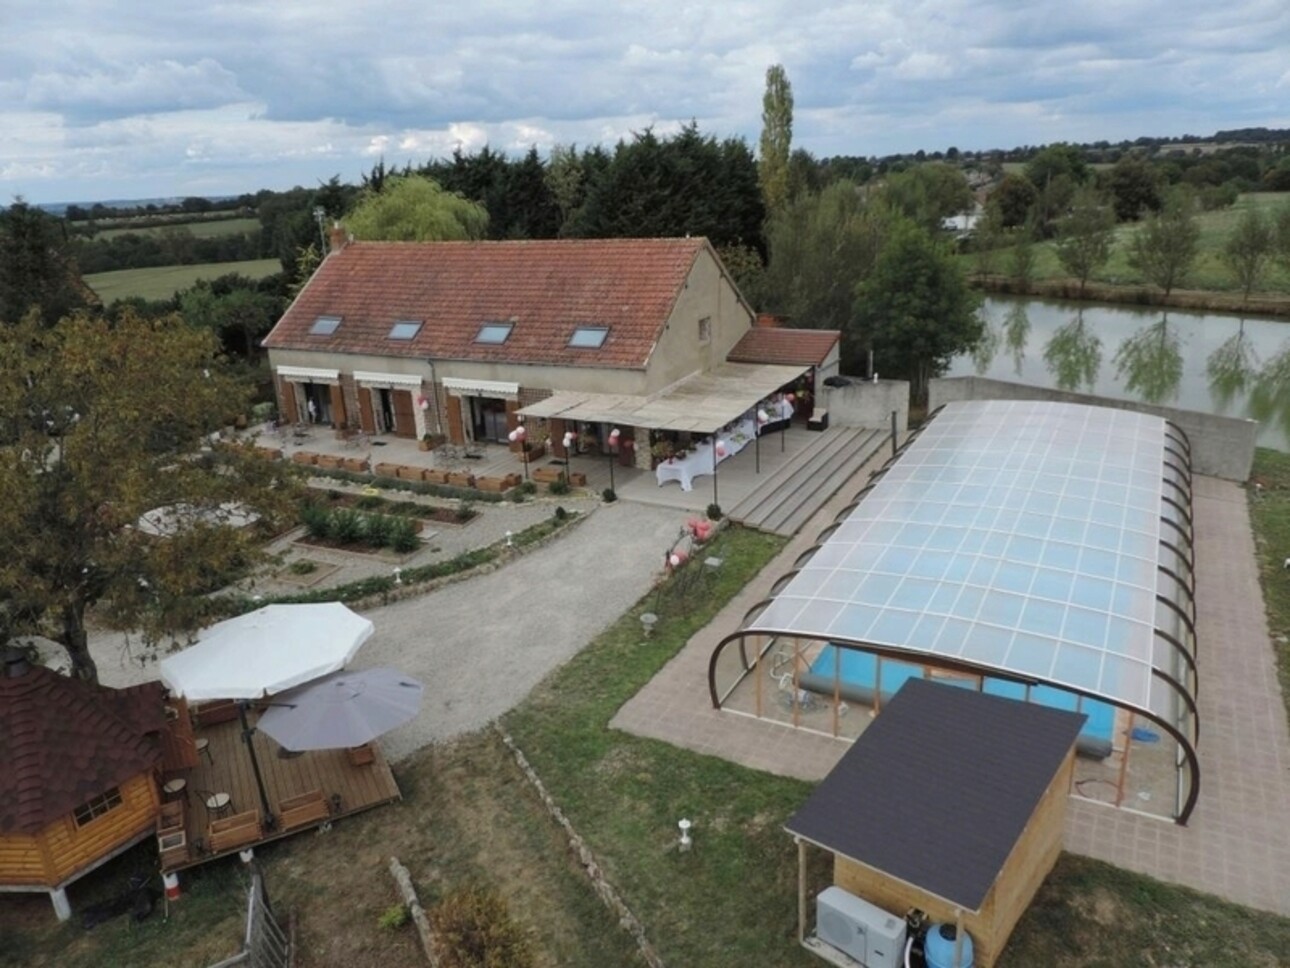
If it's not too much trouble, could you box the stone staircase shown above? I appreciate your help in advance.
[728,426,889,536]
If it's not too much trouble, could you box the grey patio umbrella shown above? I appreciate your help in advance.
[255,668,424,752]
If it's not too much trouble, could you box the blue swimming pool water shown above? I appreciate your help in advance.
[808,645,1115,743]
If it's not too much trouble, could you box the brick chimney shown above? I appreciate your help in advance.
[755,313,786,328]
[328,222,349,254]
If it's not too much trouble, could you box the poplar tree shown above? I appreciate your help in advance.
[759,64,794,216]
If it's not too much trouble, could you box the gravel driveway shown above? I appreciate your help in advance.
[91,501,685,760]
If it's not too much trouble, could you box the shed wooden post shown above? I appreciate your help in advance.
[797,837,807,944]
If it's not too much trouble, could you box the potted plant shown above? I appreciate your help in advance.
[419,433,434,452]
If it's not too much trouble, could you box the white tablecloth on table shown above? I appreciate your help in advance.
[655,442,718,491]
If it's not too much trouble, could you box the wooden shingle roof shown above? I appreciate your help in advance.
[0,659,165,835]
[726,327,840,367]
[263,237,710,369]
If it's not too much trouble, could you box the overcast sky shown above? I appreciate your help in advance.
[2,0,1287,204]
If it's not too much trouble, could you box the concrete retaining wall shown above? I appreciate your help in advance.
[824,378,910,434]
[929,376,1256,481]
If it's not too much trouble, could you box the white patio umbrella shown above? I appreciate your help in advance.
[158,603,375,827]
[256,668,424,752]
[159,602,374,701]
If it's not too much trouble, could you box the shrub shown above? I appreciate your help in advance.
[602,487,617,503]
[549,477,570,496]
[356,494,385,511]
[332,508,364,545]
[377,903,409,930]
[326,488,344,502]
[300,503,332,541]
[706,502,723,521]
[519,481,537,495]
[554,506,568,520]
[430,887,534,968]
[388,517,420,553]
[365,513,396,548]
[455,501,475,523]
[287,559,317,575]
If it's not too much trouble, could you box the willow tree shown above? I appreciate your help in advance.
[0,310,297,683]
[345,174,489,242]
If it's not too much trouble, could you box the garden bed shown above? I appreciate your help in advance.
[307,488,477,525]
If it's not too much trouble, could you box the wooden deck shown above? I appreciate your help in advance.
[157,713,401,872]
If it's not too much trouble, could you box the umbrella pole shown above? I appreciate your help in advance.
[239,702,277,830]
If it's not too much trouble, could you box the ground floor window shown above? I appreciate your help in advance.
[73,787,123,827]
[469,396,510,442]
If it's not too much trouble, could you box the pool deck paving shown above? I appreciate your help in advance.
[611,474,1290,917]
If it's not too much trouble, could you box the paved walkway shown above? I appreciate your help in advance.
[612,476,1290,916]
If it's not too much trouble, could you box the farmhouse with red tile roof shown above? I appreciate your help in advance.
[262,235,839,464]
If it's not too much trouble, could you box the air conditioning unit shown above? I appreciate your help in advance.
[815,886,907,968]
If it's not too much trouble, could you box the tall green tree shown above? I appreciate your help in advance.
[758,64,794,216]
[1270,202,1290,276]
[1102,154,1163,222]
[346,175,489,242]
[545,144,585,234]
[179,278,283,360]
[759,181,888,343]
[1054,189,1116,295]
[853,220,984,404]
[0,310,296,682]
[1127,191,1201,298]
[0,200,91,326]
[989,174,1039,229]
[1221,207,1273,306]
[882,163,973,231]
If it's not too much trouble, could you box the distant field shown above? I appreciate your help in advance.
[90,216,260,240]
[85,258,282,302]
[970,192,1290,293]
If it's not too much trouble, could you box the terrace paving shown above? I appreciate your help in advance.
[612,475,1290,917]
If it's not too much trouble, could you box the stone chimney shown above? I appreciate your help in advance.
[328,222,349,254]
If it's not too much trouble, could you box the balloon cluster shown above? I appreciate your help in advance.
[507,425,527,444]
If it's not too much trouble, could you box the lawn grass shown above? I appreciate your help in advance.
[970,192,1290,294]
[5,522,1290,965]
[91,217,261,241]
[1246,447,1290,726]
[84,259,282,302]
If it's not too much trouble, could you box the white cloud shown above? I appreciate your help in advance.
[0,0,1287,201]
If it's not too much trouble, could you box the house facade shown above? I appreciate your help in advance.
[263,235,828,467]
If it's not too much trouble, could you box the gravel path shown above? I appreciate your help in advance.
[90,500,686,760]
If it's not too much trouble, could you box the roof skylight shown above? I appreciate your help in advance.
[310,315,342,336]
[568,325,609,348]
[475,322,514,344]
[388,320,422,341]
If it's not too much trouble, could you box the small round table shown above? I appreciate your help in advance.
[162,778,187,801]
[194,737,213,764]
[204,792,233,817]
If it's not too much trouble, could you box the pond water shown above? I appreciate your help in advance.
[948,296,1290,451]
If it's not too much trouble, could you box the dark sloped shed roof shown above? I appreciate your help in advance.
[0,659,165,835]
[726,327,839,367]
[784,678,1085,912]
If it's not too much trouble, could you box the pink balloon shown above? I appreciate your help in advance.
[609,428,621,441]
[669,553,681,567]
[715,441,727,457]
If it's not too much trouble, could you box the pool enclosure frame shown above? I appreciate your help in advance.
[708,400,1201,823]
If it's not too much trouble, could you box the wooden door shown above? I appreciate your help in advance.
[329,384,347,430]
[445,394,465,444]
[278,378,299,424]
[550,418,567,458]
[392,390,415,438]
[357,388,375,434]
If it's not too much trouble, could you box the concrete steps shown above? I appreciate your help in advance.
[728,426,888,536]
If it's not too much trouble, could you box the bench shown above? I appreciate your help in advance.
[807,409,829,432]
[208,809,263,854]
[291,451,318,466]
[446,472,476,488]
[531,466,565,484]
[373,462,400,479]
[192,699,240,727]
[347,743,376,767]
[475,473,521,493]
[340,456,368,473]
[315,454,343,469]
[278,789,331,830]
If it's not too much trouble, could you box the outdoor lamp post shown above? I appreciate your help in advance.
[509,424,528,481]
[607,427,621,491]
[755,408,769,474]
[563,431,576,483]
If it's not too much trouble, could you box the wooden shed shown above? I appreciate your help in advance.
[0,651,167,920]
[785,679,1085,968]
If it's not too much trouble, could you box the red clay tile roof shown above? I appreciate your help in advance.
[0,662,165,835]
[263,238,710,369]
[726,327,840,367]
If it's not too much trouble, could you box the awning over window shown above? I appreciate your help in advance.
[517,363,807,433]
[277,365,340,385]
[352,370,424,389]
[441,377,519,400]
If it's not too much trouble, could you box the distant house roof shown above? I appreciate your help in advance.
[263,238,712,370]
[784,679,1084,912]
[0,658,165,835]
[726,327,839,367]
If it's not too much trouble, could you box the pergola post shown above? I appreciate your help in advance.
[796,837,807,944]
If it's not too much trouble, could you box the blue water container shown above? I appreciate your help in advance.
[923,923,974,968]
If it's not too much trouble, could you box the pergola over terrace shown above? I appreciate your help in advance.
[709,399,1201,823]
